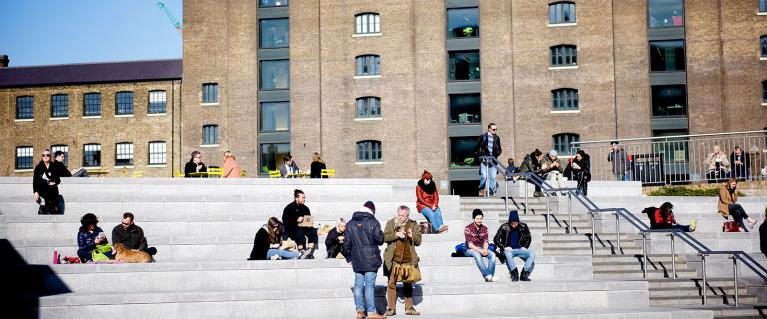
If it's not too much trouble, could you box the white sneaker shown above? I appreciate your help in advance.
[484,275,492,282]
[270,254,280,260]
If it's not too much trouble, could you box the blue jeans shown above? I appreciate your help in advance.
[465,249,496,277]
[420,207,444,232]
[479,164,498,194]
[353,271,377,313]
[266,249,300,260]
[503,248,535,273]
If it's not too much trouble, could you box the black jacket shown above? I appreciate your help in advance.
[248,227,271,260]
[282,201,311,235]
[325,227,344,258]
[184,161,207,177]
[475,132,502,159]
[493,222,532,263]
[32,161,60,194]
[518,154,542,175]
[310,161,327,178]
[112,224,148,250]
[344,210,384,273]
[53,161,72,178]
[760,222,767,258]
[566,154,591,182]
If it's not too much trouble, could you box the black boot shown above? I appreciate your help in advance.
[520,270,532,281]
[509,269,519,282]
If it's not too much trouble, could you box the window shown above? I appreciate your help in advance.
[83,144,101,167]
[652,85,687,116]
[450,137,478,168]
[356,97,381,118]
[83,93,101,116]
[51,145,68,166]
[203,125,219,145]
[355,13,380,34]
[650,40,685,71]
[260,60,290,89]
[51,94,68,118]
[446,7,479,38]
[449,94,481,124]
[115,143,134,166]
[260,101,290,132]
[148,90,167,114]
[761,35,767,58]
[552,88,579,110]
[15,146,33,170]
[355,55,381,76]
[260,143,291,173]
[761,0,767,12]
[448,51,480,81]
[16,96,34,120]
[148,141,167,165]
[259,0,288,7]
[762,81,767,102]
[553,133,579,155]
[357,140,382,162]
[115,91,134,115]
[551,45,577,67]
[549,2,576,24]
[648,0,684,28]
[260,18,289,48]
[202,83,218,103]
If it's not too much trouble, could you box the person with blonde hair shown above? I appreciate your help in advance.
[310,152,327,178]
[222,151,241,178]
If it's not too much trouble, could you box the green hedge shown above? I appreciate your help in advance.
[647,186,745,197]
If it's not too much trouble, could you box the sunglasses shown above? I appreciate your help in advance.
[42,154,51,157]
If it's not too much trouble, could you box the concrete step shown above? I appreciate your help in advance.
[646,277,751,289]
[593,261,689,271]
[594,269,699,279]
[681,304,767,318]
[650,286,751,298]
[650,294,758,307]
[544,247,645,255]
[593,254,686,263]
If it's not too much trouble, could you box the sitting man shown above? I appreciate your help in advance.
[493,210,535,282]
[325,218,346,258]
[282,189,318,258]
[464,209,497,282]
[541,150,566,195]
[279,155,301,178]
[112,212,158,256]
[645,202,696,232]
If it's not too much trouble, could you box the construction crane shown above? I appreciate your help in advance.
[157,0,183,37]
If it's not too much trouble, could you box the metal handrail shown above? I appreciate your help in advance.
[571,129,767,145]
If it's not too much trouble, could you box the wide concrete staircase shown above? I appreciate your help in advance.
[0,178,713,318]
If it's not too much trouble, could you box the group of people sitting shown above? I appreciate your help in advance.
[516,148,591,197]
[75,212,157,263]
[183,150,242,178]
[705,145,752,182]
[462,209,535,282]
[277,153,329,178]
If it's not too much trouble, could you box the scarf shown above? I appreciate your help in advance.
[418,179,436,194]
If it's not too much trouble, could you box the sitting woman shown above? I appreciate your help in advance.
[650,202,696,232]
[719,178,757,231]
[77,213,106,263]
[416,170,448,233]
[566,150,591,196]
[248,217,301,260]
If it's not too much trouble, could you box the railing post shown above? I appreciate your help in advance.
[524,177,529,214]
[732,254,739,307]
[545,193,551,234]
[484,158,489,198]
[504,178,509,214]
[669,232,677,279]
[568,193,573,234]
[614,212,621,253]
[642,232,648,279]
[701,253,708,305]
[591,212,596,256]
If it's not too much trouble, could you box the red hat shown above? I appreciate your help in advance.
[421,170,432,180]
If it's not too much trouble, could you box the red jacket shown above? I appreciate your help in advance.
[416,184,439,213]
[654,208,674,225]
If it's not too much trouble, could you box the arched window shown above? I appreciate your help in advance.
[551,45,577,66]
[148,90,167,114]
[115,142,134,166]
[356,97,381,118]
[357,140,382,162]
[148,141,167,165]
[355,55,381,76]
[552,88,579,110]
[115,91,134,115]
[355,13,380,34]
[549,2,576,24]
[553,133,579,155]
[15,96,34,120]
[203,124,219,145]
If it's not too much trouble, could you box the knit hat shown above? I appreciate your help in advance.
[549,149,558,157]
[472,209,483,219]
[508,210,520,223]
[363,201,376,214]
[421,170,433,180]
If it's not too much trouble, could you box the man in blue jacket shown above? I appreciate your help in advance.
[344,201,385,319]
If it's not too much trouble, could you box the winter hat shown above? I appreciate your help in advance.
[472,209,483,219]
[363,201,376,214]
[508,210,520,223]
[421,170,433,180]
[549,149,558,157]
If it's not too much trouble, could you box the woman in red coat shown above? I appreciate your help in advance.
[416,170,448,233]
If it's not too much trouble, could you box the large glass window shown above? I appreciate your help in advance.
[551,45,577,67]
[552,88,579,110]
[447,7,479,38]
[203,125,219,145]
[51,94,68,118]
[355,55,381,76]
[549,2,576,24]
[260,143,290,173]
[449,94,481,124]
[83,144,101,167]
[115,91,134,115]
[148,90,167,114]
[553,133,580,155]
[115,143,134,166]
[51,145,68,167]
[448,51,480,81]
[761,0,767,12]
[259,0,288,7]
[148,141,167,165]
[16,96,34,120]
[15,146,34,169]
[650,40,686,71]
[357,140,382,162]
[651,85,687,116]
[260,18,289,48]
[356,97,381,118]
[260,60,290,89]
[450,137,478,168]
[202,83,218,103]
[355,13,380,34]
[648,0,684,28]
[260,101,290,132]
[83,93,101,116]
[761,35,767,58]
[762,81,767,102]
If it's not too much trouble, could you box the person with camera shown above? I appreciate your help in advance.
[383,205,422,316]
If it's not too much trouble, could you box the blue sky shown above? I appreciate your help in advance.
[0,0,183,67]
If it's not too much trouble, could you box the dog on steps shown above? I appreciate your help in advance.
[113,243,154,263]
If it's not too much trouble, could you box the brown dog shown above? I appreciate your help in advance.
[113,243,153,263]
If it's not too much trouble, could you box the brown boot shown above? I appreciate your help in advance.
[385,287,396,316]
[405,297,420,315]
[356,310,365,319]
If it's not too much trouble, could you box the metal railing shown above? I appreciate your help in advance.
[570,130,767,185]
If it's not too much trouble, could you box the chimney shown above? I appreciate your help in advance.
[0,55,8,67]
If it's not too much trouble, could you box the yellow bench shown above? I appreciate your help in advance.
[132,171,144,178]
[268,170,281,178]
[174,169,184,177]
[207,167,223,178]
[240,169,247,177]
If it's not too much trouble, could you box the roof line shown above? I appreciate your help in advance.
[2,58,183,69]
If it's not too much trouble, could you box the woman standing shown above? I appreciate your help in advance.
[310,152,327,178]
[222,151,242,178]
[248,217,300,260]
[33,149,61,214]
[568,150,591,196]
[77,213,105,263]
[383,205,422,316]
[416,170,447,233]
[718,178,757,231]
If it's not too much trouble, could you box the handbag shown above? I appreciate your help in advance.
[420,222,432,234]
[392,263,421,283]
[723,221,740,232]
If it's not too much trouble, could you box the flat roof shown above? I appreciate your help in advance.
[0,59,182,88]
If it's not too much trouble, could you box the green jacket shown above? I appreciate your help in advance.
[541,155,565,174]
[383,218,422,276]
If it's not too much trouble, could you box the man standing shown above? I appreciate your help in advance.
[325,218,346,258]
[282,189,318,258]
[184,151,207,177]
[475,123,502,197]
[112,212,158,256]
[730,146,750,181]
[383,205,421,316]
[344,201,385,319]
[493,211,535,282]
[607,141,630,181]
